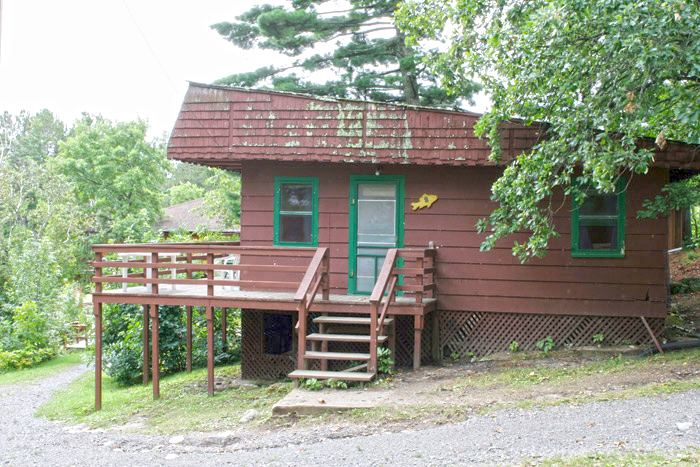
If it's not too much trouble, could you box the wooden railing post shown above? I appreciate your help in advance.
[150,252,159,295]
[369,302,378,373]
[206,253,214,297]
[297,301,307,370]
[416,254,424,304]
[321,249,330,300]
[186,253,193,280]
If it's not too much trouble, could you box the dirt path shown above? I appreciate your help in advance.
[2,363,700,466]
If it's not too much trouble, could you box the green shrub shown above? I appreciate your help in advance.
[12,301,50,349]
[102,304,240,386]
[0,347,58,373]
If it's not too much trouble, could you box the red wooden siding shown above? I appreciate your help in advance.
[169,83,700,171]
[241,161,669,318]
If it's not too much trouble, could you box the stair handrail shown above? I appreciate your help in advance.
[294,247,330,309]
[370,248,399,332]
[293,247,329,370]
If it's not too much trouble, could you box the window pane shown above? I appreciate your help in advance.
[281,184,313,212]
[358,200,395,236]
[580,193,617,216]
[359,183,395,200]
[279,214,312,243]
[578,224,618,250]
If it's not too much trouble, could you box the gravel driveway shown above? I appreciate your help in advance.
[1,365,699,466]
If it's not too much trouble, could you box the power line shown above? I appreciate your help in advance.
[121,0,179,96]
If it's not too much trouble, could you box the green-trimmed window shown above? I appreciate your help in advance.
[274,177,318,246]
[572,179,626,258]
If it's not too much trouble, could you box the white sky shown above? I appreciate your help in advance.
[0,0,278,138]
[0,0,488,140]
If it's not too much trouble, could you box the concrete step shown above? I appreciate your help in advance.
[305,333,388,344]
[313,316,394,326]
[303,351,370,361]
[288,369,375,382]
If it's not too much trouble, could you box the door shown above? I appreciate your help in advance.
[349,175,404,294]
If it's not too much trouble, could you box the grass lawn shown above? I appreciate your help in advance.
[37,363,293,434]
[0,351,87,387]
[446,347,700,392]
[328,348,700,425]
[36,348,700,435]
[535,449,700,466]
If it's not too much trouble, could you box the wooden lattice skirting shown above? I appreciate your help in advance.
[241,310,296,380]
[439,311,665,358]
[241,309,664,378]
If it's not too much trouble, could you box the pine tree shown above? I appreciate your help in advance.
[211,0,479,106]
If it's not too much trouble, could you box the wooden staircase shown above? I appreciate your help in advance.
[288,314,395,383]
[288,247,435,384]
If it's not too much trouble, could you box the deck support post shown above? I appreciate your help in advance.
[94,301,103,411]
[369,302,378,373]
[142,305,149,384]
[389,317,396,372]
[151,304,160,400]
[186,252,193,373]
[297,303,307,370]
[186,306,193,372]
[413,315,423,370]
[206,306,215,396]
[93,251,103,411]
[221,307,227,349]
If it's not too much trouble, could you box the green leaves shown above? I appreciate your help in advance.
[212,0,478,106]
[56,115,167,243]
[401,0,700,260]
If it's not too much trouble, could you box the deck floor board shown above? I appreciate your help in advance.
[95,284,436,315]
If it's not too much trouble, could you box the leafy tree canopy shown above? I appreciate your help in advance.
[399,0,700,260]
[56,115,168,243]
[212,0,479,106]
[168,181,206,206]
[198,170,241,230]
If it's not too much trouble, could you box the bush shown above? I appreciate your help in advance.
[0,347,58,373]
[102,304,240,386]
[12,301,50,349]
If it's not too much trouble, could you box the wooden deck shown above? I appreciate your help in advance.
[90,242,437,410]
[97,284,436,314]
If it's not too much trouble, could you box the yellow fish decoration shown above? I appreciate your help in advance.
[411,193,438,211]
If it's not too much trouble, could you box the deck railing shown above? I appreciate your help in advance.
[293,248,330,370]
[92,242,322,295]
[368,247,436,372]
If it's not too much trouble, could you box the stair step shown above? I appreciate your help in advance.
[288,369,375,382]
[313,316,394,326]
[305,333,388,344]
[304,351,370,361]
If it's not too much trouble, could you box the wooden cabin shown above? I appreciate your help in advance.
[90,83,700,408]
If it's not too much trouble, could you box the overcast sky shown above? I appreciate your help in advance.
[0,0,487,140]
[0,0,280,138]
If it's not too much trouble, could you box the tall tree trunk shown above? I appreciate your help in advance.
[395,30,420,105]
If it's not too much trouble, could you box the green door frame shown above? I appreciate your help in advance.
[348,174,405,295]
